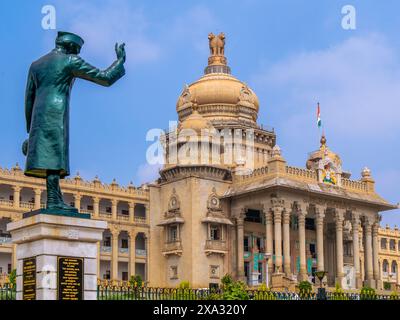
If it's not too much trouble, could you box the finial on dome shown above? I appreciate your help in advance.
[205,32,231,74]
[362,166,371,176]
[272,145,282,157]
[12,162,22,172]
[320,134,327,147]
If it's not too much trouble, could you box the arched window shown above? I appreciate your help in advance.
[389,239,396,251]
[383,259,389,273]
[381,238,387,250]
[391,261,398,274]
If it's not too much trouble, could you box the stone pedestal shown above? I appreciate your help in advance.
[271,272,284,289]
[7,213,106,300]
[363,279,376,289]
[250,272,260,286]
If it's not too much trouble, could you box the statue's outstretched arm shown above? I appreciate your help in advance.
[24,69,36,133]
[69,54,125,87]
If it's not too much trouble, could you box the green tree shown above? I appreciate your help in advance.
[129,274,143,288]
[8,269,16,288]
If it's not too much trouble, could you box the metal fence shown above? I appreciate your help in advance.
[97,285,400,301]
[0,284,16,300]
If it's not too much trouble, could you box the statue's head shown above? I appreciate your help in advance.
[55,31,84,54]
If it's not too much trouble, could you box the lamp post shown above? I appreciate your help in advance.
[315,271,327,300]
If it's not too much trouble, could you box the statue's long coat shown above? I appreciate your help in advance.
[24,49,125,178]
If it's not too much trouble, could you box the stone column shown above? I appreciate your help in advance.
[363,218,374,286]
[272,204,283,273]
[315,206,325,272]
[129,202,135,223]
[74,194,81,212]
[236,210,246,281]
[351,212,362,288]
[271,198,284,273]
[282,208,291,276]
[128,230,136,278]
[111,199,118,220]
[12,186,21,208]
[372,221,381,289]
[97,241,101,279]
[334,210,344,286]
[265,209,274,280]
[92,197,99,218]
[34,188,42,210]
[111,227,119,280]
[298,207,308,281]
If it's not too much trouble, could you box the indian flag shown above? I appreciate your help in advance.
[317,103,322,128]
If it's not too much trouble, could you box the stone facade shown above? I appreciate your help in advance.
[0,33,398,291]
[0,165,150,284]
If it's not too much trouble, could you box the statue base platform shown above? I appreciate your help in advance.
[7,212,107,300]
[23,208,90,219]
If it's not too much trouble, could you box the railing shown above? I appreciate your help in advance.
[136,249,147,257]
[119,248,129,254]
[0,236,12,244]
[342,178,368,192]
[19,201,34,209]
[118,214,129,221]
[163,240,182,252]
[99,212,112,219]
[134,216,147,224]
[286,166,317,180]
[96,285,400,301]
[101,246,111,253]
[205,240,227,251]
[0,199,13,207]
[0,284,15,300]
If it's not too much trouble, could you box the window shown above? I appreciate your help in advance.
[87,205,94,211]
[309,243,316,258]
[170,266,178,279]
[244,262,249,278]
[391,261,397,274]
[7,264,11,274]
[122,272,128,281]
[258,263,263,282]
[381,238,387,250]
[121,209,129,215]
[244,236,249,252]
[383,260,389,273]
[305,218,315,230]
[168,225,178,242]
[244,209,262,223]
[256,237,261,251]
[389,239,396,251]
[210,224,221,240]
[103,236,111,247]
[104,270,110,279]
[106,207,112,213]
[0,267,2,274]
[121,238,128,249]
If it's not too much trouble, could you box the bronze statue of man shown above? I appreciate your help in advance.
[23,31,126,214]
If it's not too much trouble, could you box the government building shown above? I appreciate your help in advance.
[0,33,399,291]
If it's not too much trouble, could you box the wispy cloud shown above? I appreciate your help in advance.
[253,33,400,139]
[54,0,160,67]
[135,162,162,185]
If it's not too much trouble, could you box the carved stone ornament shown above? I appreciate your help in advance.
[207,187,222,212]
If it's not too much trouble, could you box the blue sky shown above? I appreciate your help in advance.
[0,0,399,225]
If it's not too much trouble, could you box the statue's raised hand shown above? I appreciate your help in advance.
[115,42,126,63]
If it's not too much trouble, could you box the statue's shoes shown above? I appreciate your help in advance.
[47,203,78,213]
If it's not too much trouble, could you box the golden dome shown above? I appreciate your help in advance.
[176,32,260,126]
[178,103,213,133]
[177,74,259,111]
